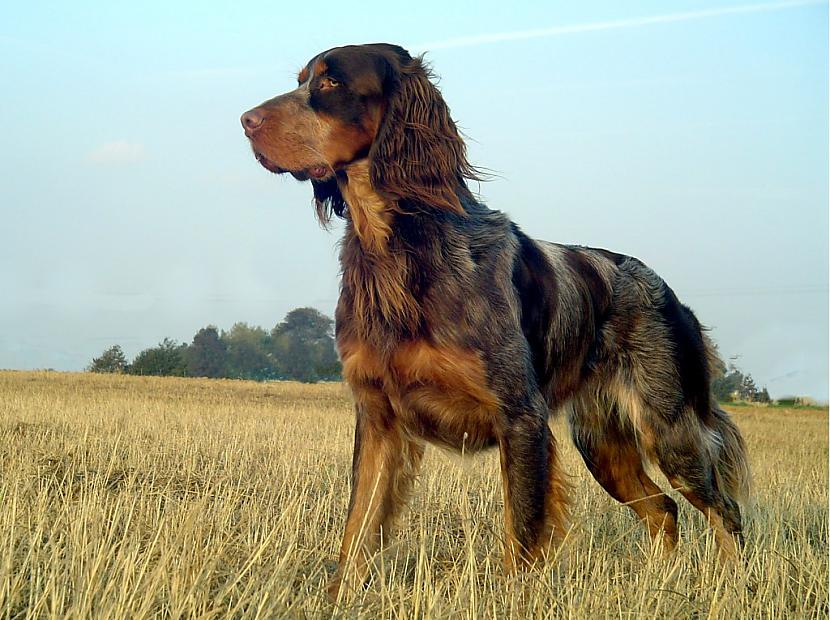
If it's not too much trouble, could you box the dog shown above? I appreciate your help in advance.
[241,43,751,597]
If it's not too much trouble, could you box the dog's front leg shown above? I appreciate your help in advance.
[498,409,569,571]
[328,386,424,600]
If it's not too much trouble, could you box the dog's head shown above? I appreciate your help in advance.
[241,43,476,221]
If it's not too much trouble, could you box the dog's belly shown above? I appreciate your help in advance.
[394,383,499,451]
[340,338,502,452]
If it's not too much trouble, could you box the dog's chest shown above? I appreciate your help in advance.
[340,339,501,451]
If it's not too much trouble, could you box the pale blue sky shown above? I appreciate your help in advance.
[1,1,827,399]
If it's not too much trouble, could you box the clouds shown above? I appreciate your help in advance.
[413,0,824,51]
[86,140,147,165]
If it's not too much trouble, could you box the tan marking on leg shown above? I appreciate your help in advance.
[498,444,519,573]
[328,409,424,600]
[669,477,739,561]
[536,429,570,558]
[573,404,678,553]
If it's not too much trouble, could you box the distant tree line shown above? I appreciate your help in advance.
[88,307,341,383]
[709,350,771,404]
[90,310,772,400]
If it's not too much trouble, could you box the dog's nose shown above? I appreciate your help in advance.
[241,109,264,134]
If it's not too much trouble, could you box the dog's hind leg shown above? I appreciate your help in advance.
[498,404,569,571]
[569,400,679,554]
[651,411,745,559]
[328,387,424,600]
[669,478,743,560]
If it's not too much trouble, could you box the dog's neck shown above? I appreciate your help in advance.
[336,160,420,340]
[338,160,394,255]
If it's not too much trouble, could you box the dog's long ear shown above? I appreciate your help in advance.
[369,54,476,214]
[312,176,346,225]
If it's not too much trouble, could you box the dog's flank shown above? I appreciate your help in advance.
[241,42,751,599]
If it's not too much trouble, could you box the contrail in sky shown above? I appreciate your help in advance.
[413,0,825,51]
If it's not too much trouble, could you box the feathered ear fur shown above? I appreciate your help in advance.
[312,176,346,226]
[369,54,478,214]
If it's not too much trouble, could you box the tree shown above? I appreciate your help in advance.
[88,345,128,373]
[738,373,760,402]
[222,322,276,380]
[186,326,227,378]
[275,307,335,340]
[97,307,341,383]
[711,361,771,403]
[712,366,743,402]
[271,307,340,382]
[128,338,188,377]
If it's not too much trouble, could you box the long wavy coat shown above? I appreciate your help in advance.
[241,43,751,598]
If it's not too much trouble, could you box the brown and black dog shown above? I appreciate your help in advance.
[241,43,751,597]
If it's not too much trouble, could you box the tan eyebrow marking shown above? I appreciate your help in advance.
[313,59,328,77]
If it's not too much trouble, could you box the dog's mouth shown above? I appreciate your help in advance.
[254,152,332,181]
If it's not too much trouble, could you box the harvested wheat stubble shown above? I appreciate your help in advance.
[0,371,826,619]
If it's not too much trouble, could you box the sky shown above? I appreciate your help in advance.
[1,0,827,400]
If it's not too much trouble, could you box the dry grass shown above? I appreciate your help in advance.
[0,370,827,619]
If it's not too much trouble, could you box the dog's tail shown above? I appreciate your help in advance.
[703,333,752,505]
[708,404,752,506]
[702,336,752,505]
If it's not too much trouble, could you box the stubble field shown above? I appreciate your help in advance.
[1,371,827,618]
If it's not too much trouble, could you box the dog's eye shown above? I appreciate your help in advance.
[320,77,340,89]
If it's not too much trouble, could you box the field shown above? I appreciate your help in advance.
[1,371,827,619]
